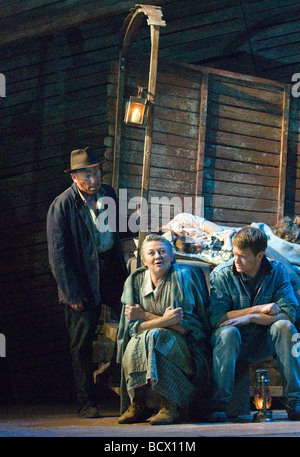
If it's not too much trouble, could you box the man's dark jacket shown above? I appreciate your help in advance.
[46,182,127,306]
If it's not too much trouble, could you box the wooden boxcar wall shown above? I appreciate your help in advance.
[204,70,288,226]
[288,95,300,217]
[108,58,204,230]
[108,56,297,230]
[2,0,300,85]
[0,25,121,402]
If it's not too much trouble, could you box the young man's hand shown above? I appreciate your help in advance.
[220,315,252,327]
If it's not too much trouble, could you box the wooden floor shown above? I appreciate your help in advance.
[0,398,299,439]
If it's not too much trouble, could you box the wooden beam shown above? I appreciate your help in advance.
[177,61,285,91]
[111,54,125,191]
[277,84,290,221]
[0,0,166,47]
[195,71,208,217]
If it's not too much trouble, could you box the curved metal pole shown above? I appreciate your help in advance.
[112,5,166,263]
[137,23,160,258]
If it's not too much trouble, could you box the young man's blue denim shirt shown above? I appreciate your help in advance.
[209,255,299,330]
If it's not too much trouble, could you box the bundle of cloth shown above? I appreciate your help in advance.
[159,213,235,266]
[159,213,300,311]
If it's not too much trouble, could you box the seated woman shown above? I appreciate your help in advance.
[273,216,300,244]
[117,234,210,425]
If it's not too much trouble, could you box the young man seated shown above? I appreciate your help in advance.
[209,226,300,422]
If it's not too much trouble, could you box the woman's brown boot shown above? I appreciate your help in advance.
[118,395,149,424]
[149,396,180,425]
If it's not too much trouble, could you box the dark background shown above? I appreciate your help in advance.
[0,0,299,404]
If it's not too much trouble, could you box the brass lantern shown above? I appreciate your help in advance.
[253,369,273,422]
[124,87,147,125]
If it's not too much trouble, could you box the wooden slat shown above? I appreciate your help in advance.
[206,129,281,154]
[196,71,208,212]
[208,102,282,128]
[120,147,197,171]
[120,162,195,182]
[204,207,277,227]
[209,116,282,141]
[121,138,197,160]
[209,91,283,115]
[203,179,278,200]
[211,78,283,104]
[205,144,280,168]
[204,168,278,187]
[277,84,290,221]
[0,0,167,46]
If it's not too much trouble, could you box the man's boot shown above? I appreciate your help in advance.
[118,395,149,424]
[149,396,180,425]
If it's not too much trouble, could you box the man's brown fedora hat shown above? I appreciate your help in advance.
[64,147,104,173]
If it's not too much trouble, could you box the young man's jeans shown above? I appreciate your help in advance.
[211,320,300,408]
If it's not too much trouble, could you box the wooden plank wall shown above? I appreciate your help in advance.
[113,0,300,84]
[1,0,300,86]
[108,57,288,231]
[204,72,286,227]
[287,95,300,217]
[108,59,203,230]
[0,19,123,401]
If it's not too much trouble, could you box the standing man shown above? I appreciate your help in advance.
[47,147,128,418]
[209,226,300,422]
